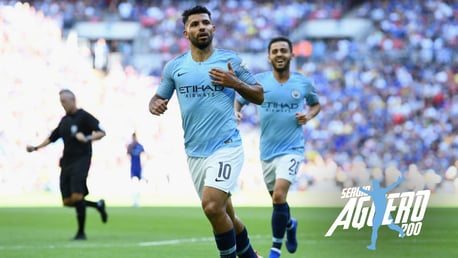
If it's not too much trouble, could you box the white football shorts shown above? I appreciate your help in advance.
[187,145,244,199]
[261,154,303,192]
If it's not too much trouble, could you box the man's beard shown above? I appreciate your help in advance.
[190,35,213,50]
[273,60,290,73]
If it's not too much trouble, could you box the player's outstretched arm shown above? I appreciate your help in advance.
[149,94,169,116]
[26,138,51,152]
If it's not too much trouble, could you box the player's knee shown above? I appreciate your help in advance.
[271,191,287,204]
[62,199,73,207]
[202,201,224,219]
[70,193,84,203]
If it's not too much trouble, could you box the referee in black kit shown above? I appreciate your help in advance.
[27,89,108,240]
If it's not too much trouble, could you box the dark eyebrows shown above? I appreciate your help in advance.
[270,47,289,53]
[186,14,211,27]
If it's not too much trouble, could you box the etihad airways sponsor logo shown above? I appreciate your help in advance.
[178,84,225,98]
[261,102,299,112]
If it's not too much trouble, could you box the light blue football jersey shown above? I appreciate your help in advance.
[239,71,319,160]
[156,49,257,157]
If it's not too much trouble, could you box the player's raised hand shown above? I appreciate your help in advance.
[209,62,239,88]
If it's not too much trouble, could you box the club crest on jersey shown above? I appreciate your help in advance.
[240,60,249,71]
[291,90,300,99]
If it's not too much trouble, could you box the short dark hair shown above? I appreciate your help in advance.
[182,5,211,25]
[268,36,293,53]
[59,89,75,98]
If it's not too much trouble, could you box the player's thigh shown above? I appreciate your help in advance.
[187,157,206,199]
[205,146,244,193]
[60,167,72,199]
[261,154,302,191]
[188,146,244,199]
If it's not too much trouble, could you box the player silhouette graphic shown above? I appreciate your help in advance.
[359,176,405,250]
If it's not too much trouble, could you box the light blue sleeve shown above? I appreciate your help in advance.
[230,54,257,85]
[156,60,176,99]
[233,54,258,107]
[303,76,319,106]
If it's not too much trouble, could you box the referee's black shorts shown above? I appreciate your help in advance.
[60,156,91,199]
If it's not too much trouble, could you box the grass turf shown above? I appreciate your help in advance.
[0,206,456,258]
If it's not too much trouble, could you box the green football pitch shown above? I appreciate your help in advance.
[0,206,456,258]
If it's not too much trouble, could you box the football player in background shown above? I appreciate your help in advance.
[236,36,321,257]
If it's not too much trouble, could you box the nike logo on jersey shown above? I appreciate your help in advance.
[215,178,226,182]
[177,72,187,77]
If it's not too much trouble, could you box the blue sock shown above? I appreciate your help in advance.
[236,227,256,258]
[284,203,292,228]
[214,228,237,258]
[272,203,289,250]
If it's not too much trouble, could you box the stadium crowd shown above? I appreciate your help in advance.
[1,1,457,198]
[19,0,347,54]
